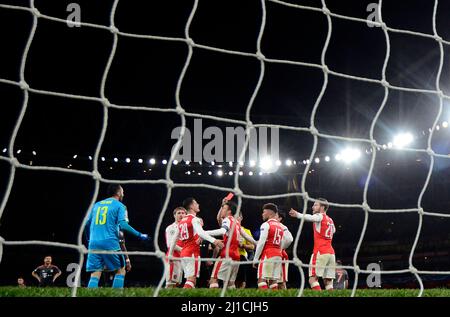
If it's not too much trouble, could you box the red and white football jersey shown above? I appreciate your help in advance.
[313,213,335,254]
[165,222,183,257]
[220,216,241,260]
[262,219,284,258]
[178,214,201,257]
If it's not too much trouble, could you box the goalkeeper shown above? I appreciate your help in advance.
[84,184,150,288]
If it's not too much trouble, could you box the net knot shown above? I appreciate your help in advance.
[176,107,185,115]
[256,51,265,61]
[418,207,424,215]
[19,81,29,90]
[0,236,4,243]
[31,8,41,18]
[293,258,303,267]
[11,157,20,168]
[166,180,174,189]
[110,26,119,34]
[381,79,389,87]
[437,90,445,98]
[232,188,243,197]
[309,126,319,136]
[322,65,329,74]
[101,98,111,108]
[92,170,102,180]
[78,245,88,254]
[409,266,418,274]
[434,35,443,42]
[354,265,361,274]
[186,38,195,47]
[426,148,435,156]
[362,202,370,212]
[155,250,165,258]
[321,7,331,16]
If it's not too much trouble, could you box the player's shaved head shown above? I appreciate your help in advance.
[263,203,278,214]
[183,197,198,212]
[108,184,123,199]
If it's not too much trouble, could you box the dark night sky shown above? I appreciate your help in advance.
[0,0,450,287]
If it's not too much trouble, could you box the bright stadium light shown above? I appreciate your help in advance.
[2,148,6,153]
[260,157,273,171]
[393,132,414,148]
[101,157,106,162]
[382,144,387,150]
[173,160,178,165]
[325,156,330,162]
[339,148,361,164]
[162,159,167,165]
[88,156,92,160]
[32,151,37,156]
[228,161,233,167]
[228,171,233,176]
[239,171,243,176]
[138,158,143,164]
[315,158,320,164]
[249,160,256,167]
[149,158,156,165]
[387,142,393,148]
[442,121,448,128]
[211,161,215,166]
[185,160,190,165]
[208,171,212,175]
[285,159,292,166]
[436,125,440,131]
[186,171,191,175]
[16,149,22,154]
[275,160,281,166]
[113,157,118,162]
[335,154,342,161]
[249,171,253,176]
[259,171,263,176]
[217,170,223,176]
[239,161,244,166]
[306,159,310,164]
[73,154,77,159]
[125,158,131,163]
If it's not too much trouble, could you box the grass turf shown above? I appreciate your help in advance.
[0,287,449,297]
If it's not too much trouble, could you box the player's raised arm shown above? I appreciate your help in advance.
[289,208,323,222]
[253,222,269,266]
[205,216,231,237]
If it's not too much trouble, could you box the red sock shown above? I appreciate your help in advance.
[311,281,321,291]
[184,281,195,289]
[258,282,268,289]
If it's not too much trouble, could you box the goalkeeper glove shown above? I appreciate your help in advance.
[138,233,150,241]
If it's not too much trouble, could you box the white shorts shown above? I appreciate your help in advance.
[309,252,335,279]
[181,255,200,279]
[258,256,282,280]
[211,258,240,282]
[166,257,183,285]
[277,261,289,283]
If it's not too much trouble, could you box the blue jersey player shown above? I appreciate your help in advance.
[85,184,149,288]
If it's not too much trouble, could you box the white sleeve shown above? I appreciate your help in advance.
[296,212,323,223]
[165,225,181,252]
[192,218,216,244]
[205,228,227,236]
[168,226,180,257]
[281,227,293,249]
[253,223,269,262]
[240,227,257,245]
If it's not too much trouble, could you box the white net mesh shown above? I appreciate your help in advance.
[0,0,449,297]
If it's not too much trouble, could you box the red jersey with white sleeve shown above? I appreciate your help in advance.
[178,214,200,257]
[312,213,335,255]
[254,218,284,261]
[219,216,241,260]
[165,222,183,257]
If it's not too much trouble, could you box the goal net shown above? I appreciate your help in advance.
[0,0,449,297]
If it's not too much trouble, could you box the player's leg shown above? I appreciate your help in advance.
[323,254,336,291]
[103,252,126,289]
[209,258,223,288]
[182,255,199,288]
[165,256,176,288]
[86,252,103,288]
[309,252,321,290]
[257,256,268,289]
[268,256,282,290]
[227,261,239,289]
[235,255,247,288]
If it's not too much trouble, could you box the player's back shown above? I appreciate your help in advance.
[262,219,284,258]
[178,214,199,257]
[313,213,335,254]
[88,198,127,250]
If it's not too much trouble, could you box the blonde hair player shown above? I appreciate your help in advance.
[164,207,186,288]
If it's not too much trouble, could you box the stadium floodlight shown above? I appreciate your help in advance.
[228,171,233,176]
[208,171,212,175]
[387,142,393,148]
[16,149,22,154]
[228,161,233,167]
[149,158,156,165]
[101,157,106,162]
[197,172,202,176]
[315,158,320,164]
[173,160,179,165]
[125,158,131,163]
[339,148,361,164]
[239,171,243,176]
[249,171,253,176]
[325,156,330,162]
[113,157,118,162]
[211,161,215,166]
[382,144,387,150]
[306,159,311,164]
[442,121,448,128]
[285,159,292,166]
[217,170,223,176]
[436,125,440,131]
[32,151,37,156]
[186,171,191,175]
[335,154,342,161]
[239,161,244,166]
[138,158,143,164]
[393,132,414,148]
[2,148,6,153]
[73,154,77,159]
[88,156,92,160]
[249,160,256,167]
[185,160,190,165]
[259,171,263,176]
[162,159,167,165]
[259,156,273,171]
[275,159,281,166]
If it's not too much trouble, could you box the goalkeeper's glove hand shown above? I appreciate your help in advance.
[138,233,150,241]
